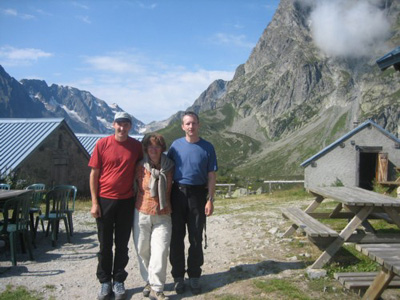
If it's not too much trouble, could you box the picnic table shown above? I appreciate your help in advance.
[354,243,400,300]
[282,186,400,269]
[0,189,33,209]
[0,189,32,200]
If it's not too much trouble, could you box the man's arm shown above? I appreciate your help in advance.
[205,171,216,216]
[90,168,101,218]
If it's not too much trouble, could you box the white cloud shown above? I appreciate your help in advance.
[35,9,53,16]
[210,33,254,49]
[72,2,89,10]
[137,2,157,9]
[74,51,233,123]
[309,0,390,58]
[2,8,34,19]
[3,8,17,16]
[0,46,53,66]
[76,15,91,24]
[84,53,148,74]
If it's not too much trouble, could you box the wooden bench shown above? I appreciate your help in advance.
[335,244,400,299]
[281,207,339,237]
[334,272,400,290]
[281,207,339,249]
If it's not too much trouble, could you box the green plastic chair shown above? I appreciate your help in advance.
[52,185,77,236]
[25,184,46,242]
[36,188,71,247]
[0,183,11,190]
[0,193,34,266]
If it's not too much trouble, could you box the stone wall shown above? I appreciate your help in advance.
[304,126,400,189]
[16,124,91,196]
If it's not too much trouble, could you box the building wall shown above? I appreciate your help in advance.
[16,124,91,195]
[304,126,400,188]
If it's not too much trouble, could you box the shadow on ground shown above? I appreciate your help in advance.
[127,260,307,299]
[0,230,98,278]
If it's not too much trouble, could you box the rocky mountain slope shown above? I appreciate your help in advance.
[0,65,145,134]
[158,0,400,181]
[1,0,399,183]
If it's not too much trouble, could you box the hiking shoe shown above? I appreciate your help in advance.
[98,281,112,300]
[174,277,185,294]
[154,291,169,300]
[143,282,151,297]
[113,281,126,300]
[190,277,201,295]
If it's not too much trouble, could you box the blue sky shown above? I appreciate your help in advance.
[0,1,279,124]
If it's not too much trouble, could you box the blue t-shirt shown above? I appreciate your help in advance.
[167,137,218,185]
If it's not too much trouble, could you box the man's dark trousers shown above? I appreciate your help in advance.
[96,197,135,283]
[170,184,207,279]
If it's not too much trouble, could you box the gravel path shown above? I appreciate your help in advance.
[0,199,300,299]
[2,197,397,300]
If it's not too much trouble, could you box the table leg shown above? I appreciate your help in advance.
[384,207,400,229]
[305,195,324,213]
[362,268,394,300]
[329,203,343,218]
[282,224,298,237]
[310,206,374,269]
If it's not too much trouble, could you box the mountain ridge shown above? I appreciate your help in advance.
[157,0,400,183]
[0,65,145,134]
[1,0,399,184]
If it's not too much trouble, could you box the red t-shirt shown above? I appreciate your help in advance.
[89,135,143,199]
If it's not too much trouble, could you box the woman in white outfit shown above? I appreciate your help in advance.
[133,133,174,300]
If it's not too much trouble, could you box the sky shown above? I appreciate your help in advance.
[0,0,280,124]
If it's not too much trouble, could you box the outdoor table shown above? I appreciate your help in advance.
[0,189,33,212]
[0,189,32,203]
[283,186,400,269]
[0,189,32,200]
[355,243,400,300]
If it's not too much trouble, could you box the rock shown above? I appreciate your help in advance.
[306,268,327,279]
[268,227,279,235]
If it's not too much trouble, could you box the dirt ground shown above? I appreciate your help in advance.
[0,195,399,300]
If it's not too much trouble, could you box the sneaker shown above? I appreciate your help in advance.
[143,282,151,297]
[98,281,112,300]
[190,277,201,295]
[112,281,126,300]
[155,291,169,300]
[174,277,185,294]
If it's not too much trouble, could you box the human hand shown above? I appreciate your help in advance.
[91,203,101,218]
[205,200,214,217]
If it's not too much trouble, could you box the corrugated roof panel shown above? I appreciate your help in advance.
[0,118,63,175]
[75,134,143,155]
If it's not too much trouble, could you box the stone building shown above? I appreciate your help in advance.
[301,120,400,190]
[0,118,91,195]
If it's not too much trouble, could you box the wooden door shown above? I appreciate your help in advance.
[376,152,388,183]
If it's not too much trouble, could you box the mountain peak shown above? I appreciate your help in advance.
[0,68,145,133]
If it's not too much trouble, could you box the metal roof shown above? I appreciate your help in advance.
[0,118,89,176]
[75,133,143,155]
[376,46,400,71]
[301,120,400,167]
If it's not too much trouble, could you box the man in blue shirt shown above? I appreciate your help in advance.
[167,111,218,295]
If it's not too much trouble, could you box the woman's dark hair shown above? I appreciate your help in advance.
[142,133,167,152]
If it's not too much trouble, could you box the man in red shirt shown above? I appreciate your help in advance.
[89,112,143,300]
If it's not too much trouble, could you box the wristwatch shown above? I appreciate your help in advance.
[208,197,214,203]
